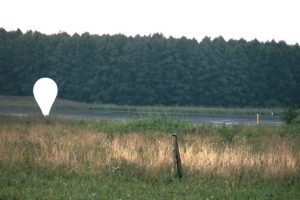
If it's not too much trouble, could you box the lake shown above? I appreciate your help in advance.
[2,109,284,125]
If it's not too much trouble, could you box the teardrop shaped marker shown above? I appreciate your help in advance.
[33,77,58,116]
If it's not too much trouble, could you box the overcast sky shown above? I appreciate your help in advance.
[1,0,299,44]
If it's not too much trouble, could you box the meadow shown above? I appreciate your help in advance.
[0,95,285,116]
[0,114,299,199]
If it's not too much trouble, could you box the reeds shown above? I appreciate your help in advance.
[0,123,299,179]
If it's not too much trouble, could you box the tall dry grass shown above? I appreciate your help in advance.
[0,124,299,179]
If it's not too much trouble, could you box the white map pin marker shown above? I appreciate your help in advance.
[33,77,58,116]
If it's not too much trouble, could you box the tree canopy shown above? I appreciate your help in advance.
[0,28,299,107]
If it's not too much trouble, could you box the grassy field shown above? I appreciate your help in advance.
[0,95,285,116]
[0,114,299,199]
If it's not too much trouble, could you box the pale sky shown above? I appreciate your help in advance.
[0,0,299,44]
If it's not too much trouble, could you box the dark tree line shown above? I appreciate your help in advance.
[0,28,300,107]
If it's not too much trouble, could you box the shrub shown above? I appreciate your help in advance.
[219,124,235,143]
[282,106,298,124]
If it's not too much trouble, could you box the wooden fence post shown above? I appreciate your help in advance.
[172,134,183,180]
[256,114,260,125]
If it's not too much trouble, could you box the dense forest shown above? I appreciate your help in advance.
[0,28,300,107]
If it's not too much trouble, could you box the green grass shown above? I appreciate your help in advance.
[88,104,285,116]
[0,95,285,115]
[1,162,299,200]
[0,96,86,113]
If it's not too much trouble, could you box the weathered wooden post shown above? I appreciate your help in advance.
[172,133,183,179]
[256,114,260,125]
